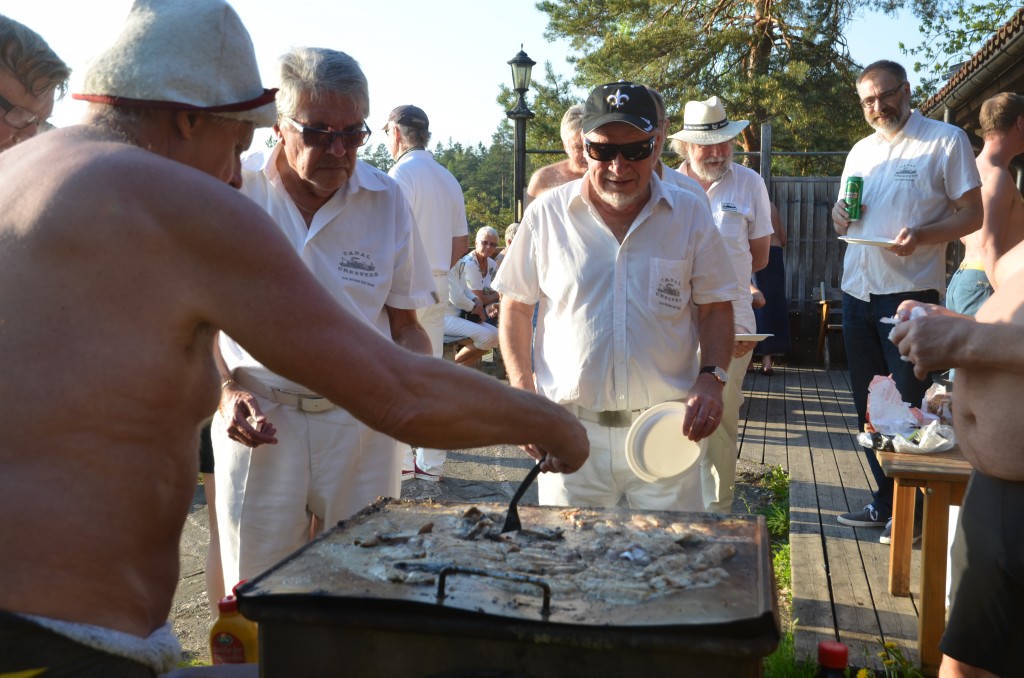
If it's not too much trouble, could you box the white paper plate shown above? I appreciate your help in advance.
[839,235,897,247]
[735,333,773,342]
[625,403,701,483]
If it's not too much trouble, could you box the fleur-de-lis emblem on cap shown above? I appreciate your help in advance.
[606,88,630,108]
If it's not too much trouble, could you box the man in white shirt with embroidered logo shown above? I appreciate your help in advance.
[495,81,737,511]
[385,104,470,482]
[831,60,982,542]
[212,47,437,590]
[668,96,772,514]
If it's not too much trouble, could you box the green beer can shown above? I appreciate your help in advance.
[843,176,863,221]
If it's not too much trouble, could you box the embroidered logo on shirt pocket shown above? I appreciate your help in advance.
[649,258,685,315]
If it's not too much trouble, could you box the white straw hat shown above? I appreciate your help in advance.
[73,0,276,127]
[668,96,749,145]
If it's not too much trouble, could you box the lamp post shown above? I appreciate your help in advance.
[506,46,535,222]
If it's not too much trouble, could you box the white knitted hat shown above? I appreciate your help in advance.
[668,96,749,145]
[73,0,276,127]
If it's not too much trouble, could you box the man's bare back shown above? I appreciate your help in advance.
[526,159,585,200]
[0,125,588,640]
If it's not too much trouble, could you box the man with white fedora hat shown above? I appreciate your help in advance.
[669,95,772,513]
[0,0,589,673]
[496,81,736,512]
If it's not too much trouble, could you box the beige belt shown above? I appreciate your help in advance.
[569,404,647,428]
[232,370,337,413]
[958,261,985,271]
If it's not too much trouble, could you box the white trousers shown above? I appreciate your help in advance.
[212,397,401,590]
[698,351,749,513]
[443,314,499,350]
[405,272,449,474]
[538,415,704,512]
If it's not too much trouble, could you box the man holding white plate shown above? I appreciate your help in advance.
[495,81,737,512]
[831,60,982,541]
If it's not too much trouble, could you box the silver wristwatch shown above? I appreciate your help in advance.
[699,365,728,384]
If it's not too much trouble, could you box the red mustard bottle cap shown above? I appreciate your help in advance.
[217,595,238,614]
[817,640,848,669]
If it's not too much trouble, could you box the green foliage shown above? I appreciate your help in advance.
[536,0,869,159]
[763,627,817,678]
[855,640,925,677]
[359,142,394,173]
[900,2,1016,101]
[773,542,792,597]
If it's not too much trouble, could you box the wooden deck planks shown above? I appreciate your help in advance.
[770,366,921,671]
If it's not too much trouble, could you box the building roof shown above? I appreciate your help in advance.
[920,7,1024,144]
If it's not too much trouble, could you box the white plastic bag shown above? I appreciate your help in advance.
[892,421,957,454]
[866,375,918,435]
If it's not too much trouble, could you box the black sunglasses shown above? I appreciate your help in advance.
[583,136,657,162]
[0,92,40,130]
[282,117,371,149]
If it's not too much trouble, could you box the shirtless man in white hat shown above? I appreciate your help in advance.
[0,1,587,674]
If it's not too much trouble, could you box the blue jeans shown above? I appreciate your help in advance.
[843,290,939,515]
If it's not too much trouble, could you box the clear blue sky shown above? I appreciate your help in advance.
[1,0,920,148]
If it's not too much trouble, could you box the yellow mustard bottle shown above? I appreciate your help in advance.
[209,595,259,664]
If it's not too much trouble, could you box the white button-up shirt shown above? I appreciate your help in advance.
[840,110,981,301]
[678,161,773,333]
[388,149,469,275]
[220,144,435,391]
[493,174,737,411]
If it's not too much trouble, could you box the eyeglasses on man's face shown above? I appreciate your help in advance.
[0,92,41,129]
[859,83,906,109]
[282,116,371,149]
[479,240,499,248]
[583,136,657,162]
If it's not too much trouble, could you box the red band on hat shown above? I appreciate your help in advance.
[72,88,278,114]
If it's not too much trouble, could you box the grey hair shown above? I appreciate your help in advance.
[396,122,431,147]
[504,222,519,243]
[476,226,499,243]
[276,47,369,121]
[668,137,687,159]
[858,60,907,85]
[560,104,583,141]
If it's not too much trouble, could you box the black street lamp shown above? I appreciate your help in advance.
[506,46,536,222]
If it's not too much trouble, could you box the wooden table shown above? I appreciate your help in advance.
[876,446,972,675]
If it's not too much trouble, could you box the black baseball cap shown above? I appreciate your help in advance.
[582,82,657,134]
[383,104,429,131]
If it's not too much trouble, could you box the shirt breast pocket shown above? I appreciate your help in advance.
[648,258,688,317]
[717,210,749,240]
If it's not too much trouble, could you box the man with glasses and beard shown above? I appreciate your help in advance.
[495,81,736,511]
[0,14,69,152]
[668,96,772,514]
[831,60,982,542]
[211,46,437,592]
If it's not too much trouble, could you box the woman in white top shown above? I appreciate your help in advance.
[444,227,501,365]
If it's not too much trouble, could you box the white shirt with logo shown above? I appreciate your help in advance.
[220,144,435,391]
[493,173,737,412]
[840,110,981,301]
[678,161,773,333]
